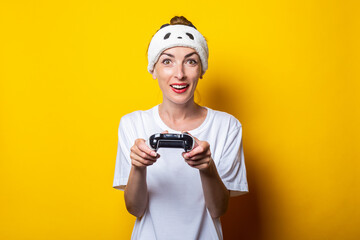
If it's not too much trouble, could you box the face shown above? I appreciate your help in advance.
[152,47,202,106]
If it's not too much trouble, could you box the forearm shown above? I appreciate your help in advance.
[124,166,148,218]
[199,159,230,219]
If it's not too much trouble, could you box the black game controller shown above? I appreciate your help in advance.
[149,133,195,152]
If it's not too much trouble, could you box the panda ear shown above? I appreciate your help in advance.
[160,24,170,29]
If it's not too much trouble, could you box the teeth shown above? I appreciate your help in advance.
[171,85,188,89]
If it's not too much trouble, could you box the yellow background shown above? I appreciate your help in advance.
[1,1,359,239]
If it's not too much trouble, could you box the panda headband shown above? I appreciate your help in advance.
[147,24,209,76]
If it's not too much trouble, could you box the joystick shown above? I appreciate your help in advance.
[149,133,195,152]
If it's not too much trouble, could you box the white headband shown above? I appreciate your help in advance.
[147,25,209,75]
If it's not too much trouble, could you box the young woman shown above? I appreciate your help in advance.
[113,16,248,240]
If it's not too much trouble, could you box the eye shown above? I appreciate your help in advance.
[187,59,198,65]
[186,33,194,40]
[162,59,172,65]
[164,33,171,40]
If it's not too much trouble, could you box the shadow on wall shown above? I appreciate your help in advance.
[203,81,263,240]
[222,156,262,240]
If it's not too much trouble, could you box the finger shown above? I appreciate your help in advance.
[131,155,155,167]
[185,157,210,166]
[186,160,211,170]
[183,152,209,161]
[130,149,158,164]
[185,142,209,159]
[131,143,158,161]
[162,130,169,134]
[136,139,158,157]
[133,149,158,162]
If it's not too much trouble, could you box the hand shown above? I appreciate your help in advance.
[130,131,168,169]
[130,138,159,169]
[182,133,212,170]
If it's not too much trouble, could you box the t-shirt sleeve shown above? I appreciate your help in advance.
[112,116,135,191]
[217,123,248,196]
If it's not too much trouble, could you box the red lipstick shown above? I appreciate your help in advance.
[170,83,189,93]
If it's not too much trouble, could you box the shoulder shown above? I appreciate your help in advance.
[207,107,242,131]
[120,107,154,122]
[119,107,154,128]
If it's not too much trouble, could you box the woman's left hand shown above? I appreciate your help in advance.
[182,134,212,170]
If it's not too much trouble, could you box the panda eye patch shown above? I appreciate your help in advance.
[164,33,171,40]
[186,33,194,40]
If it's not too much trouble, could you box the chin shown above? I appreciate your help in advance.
[162,88,196,106]
[171,97,194,106]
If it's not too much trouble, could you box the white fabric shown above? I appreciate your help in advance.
[113,105,248,240]
[147,25,209,75]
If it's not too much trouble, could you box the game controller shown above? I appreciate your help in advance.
[149,133,195,152]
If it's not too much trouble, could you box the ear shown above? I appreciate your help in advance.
[152,70,157,80]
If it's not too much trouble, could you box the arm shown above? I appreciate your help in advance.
[199,158,230,219]
[124,139,159,218]
[183,139,230,219]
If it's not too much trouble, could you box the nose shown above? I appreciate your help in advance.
[175,64,185,80]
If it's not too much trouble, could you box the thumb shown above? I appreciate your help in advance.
[182,131,199,148]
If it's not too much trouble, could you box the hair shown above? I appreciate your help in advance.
[159,16,197,30]
[169,16,195,28]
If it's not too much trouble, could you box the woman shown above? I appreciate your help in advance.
[113,16,248,240]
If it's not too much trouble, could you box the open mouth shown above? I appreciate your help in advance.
[170,84,189,93]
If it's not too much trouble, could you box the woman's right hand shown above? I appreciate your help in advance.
[130,138,159,168]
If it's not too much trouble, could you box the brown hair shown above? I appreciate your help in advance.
[169,16,195,28]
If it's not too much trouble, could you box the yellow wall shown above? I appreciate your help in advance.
[1,1,359,239]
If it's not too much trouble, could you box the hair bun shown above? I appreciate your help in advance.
[169,16,197,29]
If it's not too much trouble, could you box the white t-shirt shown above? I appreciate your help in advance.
[113,105,248,240]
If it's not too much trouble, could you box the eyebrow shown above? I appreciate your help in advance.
[160,52,198,58]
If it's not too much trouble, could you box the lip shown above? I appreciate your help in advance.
[170,83,189,93]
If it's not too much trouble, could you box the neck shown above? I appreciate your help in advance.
[159,98,200,122]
